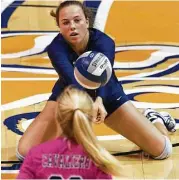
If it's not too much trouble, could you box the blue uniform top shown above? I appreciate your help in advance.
[47,28,128,115]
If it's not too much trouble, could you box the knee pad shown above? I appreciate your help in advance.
[16,148,25,161]
[153,135,172,160]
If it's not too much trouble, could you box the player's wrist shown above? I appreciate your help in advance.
[96,96,103,104]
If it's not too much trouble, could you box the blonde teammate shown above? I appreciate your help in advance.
[17,86,126,179]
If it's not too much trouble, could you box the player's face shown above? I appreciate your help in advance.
[59,5,89,46]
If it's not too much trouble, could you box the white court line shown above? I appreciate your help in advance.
[94,0,114,32]
[1,77,179,81]
[1,32,58,38]
[118,77,179,81]
[1,94,50,111]
[1,78,58,81]
[116,62,179,78]
[1,0,15,13]
[126,86,179,94]
[1,170,19,174]
[1,67,57,75]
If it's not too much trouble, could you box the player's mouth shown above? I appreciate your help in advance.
[70,32,79,37]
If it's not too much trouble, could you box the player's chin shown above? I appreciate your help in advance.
[69,37,82,44]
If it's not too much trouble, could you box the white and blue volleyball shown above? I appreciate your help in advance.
[74,51,112,89]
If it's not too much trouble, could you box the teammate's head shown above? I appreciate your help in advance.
[51,1,94,45]
[56,86,125,177]
[56,85,93,140]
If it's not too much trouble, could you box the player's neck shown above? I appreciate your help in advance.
[72,31,89,55]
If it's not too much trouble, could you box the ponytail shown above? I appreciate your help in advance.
[73,110,124,177]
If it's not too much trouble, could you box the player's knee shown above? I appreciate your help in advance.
[16,141,28,161]
[152,136,172,160]
[16,147,25,161]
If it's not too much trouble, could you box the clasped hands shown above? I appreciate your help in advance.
[92,96,107,124]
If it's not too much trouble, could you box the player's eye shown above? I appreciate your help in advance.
[63,21,69,25]
[74,19,80,23]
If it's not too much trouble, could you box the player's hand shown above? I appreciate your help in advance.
[92,97,107,124]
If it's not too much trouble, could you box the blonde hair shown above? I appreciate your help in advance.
[56,86,124,177]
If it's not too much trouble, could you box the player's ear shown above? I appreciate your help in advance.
[86,18,89,28]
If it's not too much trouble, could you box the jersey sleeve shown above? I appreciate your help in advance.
[47,42,83,90]
[17,150,35,179]
[95,34,115,66]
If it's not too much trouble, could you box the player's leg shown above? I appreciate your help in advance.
[104,101,172,159]
[17,80,64,159]
[17,101,62,159]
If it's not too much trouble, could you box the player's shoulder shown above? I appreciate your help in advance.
[47,33,69,53]
[90,28,114,44]
[29,137,66,154]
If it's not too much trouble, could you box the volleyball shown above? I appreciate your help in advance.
[74,51,112,89]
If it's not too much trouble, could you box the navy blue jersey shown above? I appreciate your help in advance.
[47,28,129,115]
